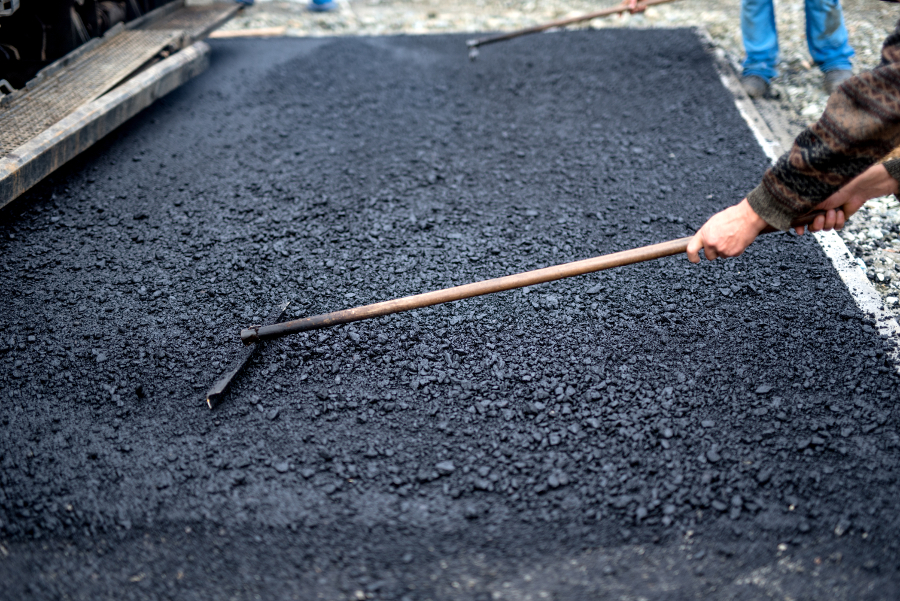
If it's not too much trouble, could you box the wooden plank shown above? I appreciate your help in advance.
[0,42,210,209]
[209,26,287,38]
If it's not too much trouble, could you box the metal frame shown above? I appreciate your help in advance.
[0,42,210,209]
[0,0,20,17]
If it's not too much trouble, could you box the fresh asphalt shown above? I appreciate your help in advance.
[0,31,897,599]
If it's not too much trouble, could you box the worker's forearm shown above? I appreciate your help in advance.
[746,182,793,231]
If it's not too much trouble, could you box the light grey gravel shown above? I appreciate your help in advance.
[216,0,900,314]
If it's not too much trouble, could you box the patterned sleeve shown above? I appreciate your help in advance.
[747,18,900,230]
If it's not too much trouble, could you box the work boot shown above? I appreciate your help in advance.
[308,0,338,11]
[741,75,769,99]
[824,69,853,95]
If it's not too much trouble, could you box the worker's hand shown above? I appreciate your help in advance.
[625,0,646,13]
[686,198,768,263]
[797,163,898,235]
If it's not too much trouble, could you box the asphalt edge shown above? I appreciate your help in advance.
[697,27,900,373]
[0,41,211,211]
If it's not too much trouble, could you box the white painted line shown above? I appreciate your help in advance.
[703,34,900,369]
[813,229,900,343]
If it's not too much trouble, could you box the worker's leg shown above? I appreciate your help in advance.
[804,0,854,73]
[741,0,779,81]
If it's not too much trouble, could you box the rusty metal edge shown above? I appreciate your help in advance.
[0,41,210,211]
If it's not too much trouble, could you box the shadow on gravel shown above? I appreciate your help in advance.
[0,32,898,600]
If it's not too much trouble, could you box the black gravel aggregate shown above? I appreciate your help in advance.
[1,31,899,599]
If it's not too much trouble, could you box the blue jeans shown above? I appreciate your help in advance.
[741,0,854,81]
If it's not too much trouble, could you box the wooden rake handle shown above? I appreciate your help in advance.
[239,210,825,345]
[243,236,687,344]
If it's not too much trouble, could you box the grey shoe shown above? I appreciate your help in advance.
[741,75,769,99]
[824,69,853,95]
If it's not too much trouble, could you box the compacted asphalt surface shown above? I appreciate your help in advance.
[0,32,898,599]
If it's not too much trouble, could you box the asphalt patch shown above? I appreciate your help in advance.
[0,31,898,599]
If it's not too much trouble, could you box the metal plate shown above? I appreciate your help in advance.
[0,31,181,158]
[145,4,241,43]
